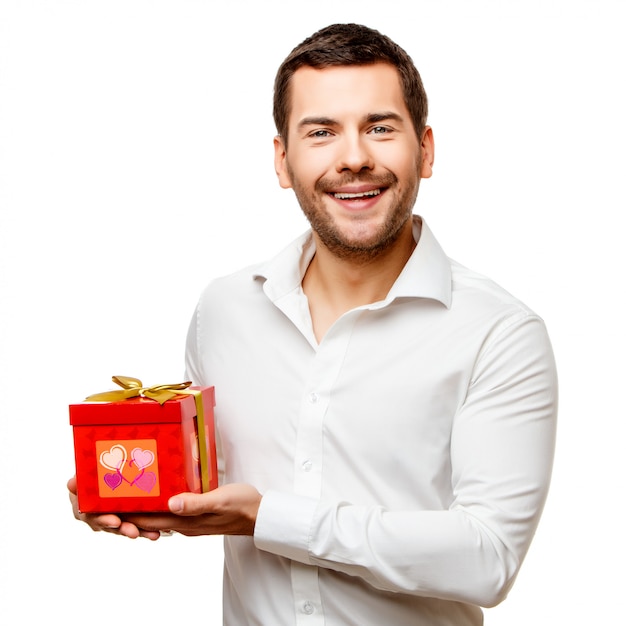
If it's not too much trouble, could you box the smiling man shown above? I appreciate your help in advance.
[70,23,558,626]
[278,64,427,258]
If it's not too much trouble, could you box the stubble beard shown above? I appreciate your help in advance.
[289,167,420,263]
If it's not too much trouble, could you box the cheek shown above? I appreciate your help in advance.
[288,154,328,189]
[376,138,421,170]
[390,156,421,189]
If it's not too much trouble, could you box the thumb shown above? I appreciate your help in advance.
[168,492,212,516]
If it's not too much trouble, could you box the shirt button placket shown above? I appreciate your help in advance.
[291,386,325,623]
[294,384,325,498]
[292,327,353,625]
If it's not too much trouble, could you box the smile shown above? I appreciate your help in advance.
[332,189,382,200]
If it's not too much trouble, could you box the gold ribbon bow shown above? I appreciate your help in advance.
[85,375,193,405]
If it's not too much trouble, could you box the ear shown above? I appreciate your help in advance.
[274,135,293,189]
[419,126,435,179]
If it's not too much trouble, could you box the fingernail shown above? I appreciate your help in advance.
[169,497,183,513]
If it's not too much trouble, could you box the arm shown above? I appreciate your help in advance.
[253,314,558,607]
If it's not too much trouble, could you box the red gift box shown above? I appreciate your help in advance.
[70,377,217,513]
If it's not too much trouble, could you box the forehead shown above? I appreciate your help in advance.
[287,63,408,127]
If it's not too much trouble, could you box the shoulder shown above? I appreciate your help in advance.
[450,259,537,318]
[195,262,266,319]
[196,229,313,313]
[446,259,554,361]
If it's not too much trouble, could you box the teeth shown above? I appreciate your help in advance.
[333,189,381,200]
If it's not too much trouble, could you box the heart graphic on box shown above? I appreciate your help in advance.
[132,471,157,493]
[104,472,123,490]
[99,444,158,494]
[100,445,127,471]
[130,447,154,470]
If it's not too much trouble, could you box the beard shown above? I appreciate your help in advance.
[288,167,421,262]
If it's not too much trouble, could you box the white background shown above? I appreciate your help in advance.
[1,1,624,623]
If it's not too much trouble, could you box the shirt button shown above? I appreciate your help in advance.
[303,601,314,615]
[302,460,313,472]
[308,392,319,404]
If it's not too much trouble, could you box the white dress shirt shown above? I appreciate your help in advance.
[185,216,558,626]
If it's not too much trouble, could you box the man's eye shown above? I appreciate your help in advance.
[310,129,331,138]
[371,126,391,134]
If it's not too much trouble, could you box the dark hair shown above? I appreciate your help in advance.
[273,23,428,146]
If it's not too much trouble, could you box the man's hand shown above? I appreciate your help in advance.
[126,483,262,537]
[67,475,161,540]
[68,476,262,539]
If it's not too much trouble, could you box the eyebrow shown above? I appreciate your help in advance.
[365,111,404,125]
[297,111,405,131]
[297,116,337,130]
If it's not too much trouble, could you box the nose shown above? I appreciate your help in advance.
[335,133,374,173]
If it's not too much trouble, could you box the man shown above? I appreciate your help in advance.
[69,23,558,625]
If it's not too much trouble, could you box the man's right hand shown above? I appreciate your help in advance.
[67,475,161,540]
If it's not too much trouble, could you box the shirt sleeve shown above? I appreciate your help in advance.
[184,302,226,486]
[184,304,203,385]
[254,313,558,608]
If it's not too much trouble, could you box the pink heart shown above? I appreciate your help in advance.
[131,448,155,470]
[133,471,157,493]
[103,472,123,490]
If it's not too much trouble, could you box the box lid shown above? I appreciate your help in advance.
[69,386,215,426]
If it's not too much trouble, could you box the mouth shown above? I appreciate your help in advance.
[331,188,383,200]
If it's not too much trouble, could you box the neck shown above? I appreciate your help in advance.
[302,218,418,341]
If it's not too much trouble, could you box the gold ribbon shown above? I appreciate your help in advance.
[85,375,193,405]
[85,376,211,492]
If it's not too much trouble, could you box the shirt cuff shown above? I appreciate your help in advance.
[254,489,318,564]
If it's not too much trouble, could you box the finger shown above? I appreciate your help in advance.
[139,529,164,541]
[94,514,124,531]
[168,492,213,516]
[118,521,161,540]
[67,475,78,494]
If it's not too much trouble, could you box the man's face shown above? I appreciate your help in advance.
[274,63,433,260]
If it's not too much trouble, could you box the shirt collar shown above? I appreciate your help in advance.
[253,215,452,309]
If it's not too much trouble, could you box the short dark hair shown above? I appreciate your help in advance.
[273,23,428,146]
